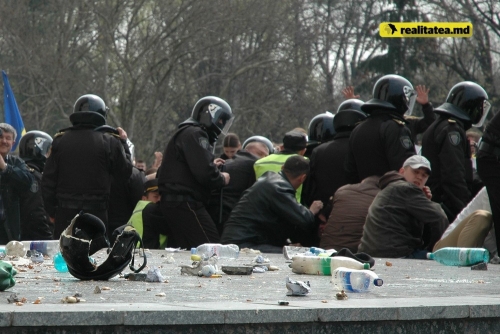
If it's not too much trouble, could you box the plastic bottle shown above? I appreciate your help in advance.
[330,256,370,271]
[332,267,383,292]
[195,244,239,259]
[427,247,489,266]
[290,255,332,275]
[21,240,60,257]
[53,252,68,273]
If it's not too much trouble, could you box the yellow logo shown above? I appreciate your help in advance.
[380,22,472,38]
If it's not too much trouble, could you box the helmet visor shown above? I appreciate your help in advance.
[473,100,491,127]
[404,86,417,116]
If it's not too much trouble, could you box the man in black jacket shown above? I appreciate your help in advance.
[221,155,323,253]
[42,94,133,238]
[0,123,34,243]
[157,96,233,249]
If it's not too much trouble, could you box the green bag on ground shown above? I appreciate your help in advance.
[0,261,17,291]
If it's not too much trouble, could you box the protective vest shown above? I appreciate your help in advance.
[129,201,167,248]
[254,153,305,202]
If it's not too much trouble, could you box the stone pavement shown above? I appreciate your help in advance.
[0,249,500,333]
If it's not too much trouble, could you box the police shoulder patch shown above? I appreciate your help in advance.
[30,180,39,193]
[448,131,461,146]
[400,135,413,149]
[198,137,210,150]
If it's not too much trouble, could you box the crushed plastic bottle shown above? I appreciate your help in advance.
[332,267,383,292]
[53,252,68,273]
[195,244,239,259]
[427,247,489,266]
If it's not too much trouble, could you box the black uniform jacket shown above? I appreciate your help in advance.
[42,124,132,217]
[345,110,416,184]
[422,115,472,220]
[158,123,225,204]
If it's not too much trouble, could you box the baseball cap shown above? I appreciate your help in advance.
[403,155,431,174]
[283,131,307,151]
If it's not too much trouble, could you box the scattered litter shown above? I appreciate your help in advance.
[52,277,61,282]
[61,296,83,303]
[471,262,488,271]
[239,248,261,254]
[200,265,216,277]
[180,261,203,276]
[124,273,147,281]
[74,292,82,298]
[336,290,348,300]
[321,300,329,303]
[156,292,166,297]
[253,255,269,264]
[252,267,266,274]
[164,248,181,252]
[285,277,311,296]
[94,286,101,294]
[278,300,289,306]
[5,241,25,257]
[146,288,152,291]
[385,261,393,267]
[7,293,24,304]
[31,251,44,264]
[101,287,111,291]
[32,297,43,304]
[221,266,253,275]
[477,280,485,284]
[268,266,279,271]
[165,256,176,264]
[146,267,165,282]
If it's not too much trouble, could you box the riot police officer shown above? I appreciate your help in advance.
[19,130,54,240]
[42,94,133,238]
[423,81,490,222]
[157,96,233,249]
[345,74,418,183]
[304,112,335,158]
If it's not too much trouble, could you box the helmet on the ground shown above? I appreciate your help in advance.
[191,96,234,138]
[307,112,335,145]
[19,131,53,165]
[242,135,275,154]
[60,212,146,280]
[70,94,109,126]
[434,81,490,128]
[362,74,417,116]
[334,99,367,132]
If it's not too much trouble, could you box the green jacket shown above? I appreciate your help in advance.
[254,153,306,202]
[128,201,167,248]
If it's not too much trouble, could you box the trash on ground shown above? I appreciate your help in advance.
[471,262,488,271]
[285,277,311,296]
[252,267,266,273]
[61,296,85,303]
[124,273,148,281]
[221,265,253,275]
[30,251,44,263]
[32,297,43,304]
[336,290,348,300]
[200,264,216,277]
[164,248,182,252]
[156,292,166,297]
[278,300,289,306]
[239,248,261,254]
[94,286,101,294]
[5,241,25,257]
[146,267,165,282]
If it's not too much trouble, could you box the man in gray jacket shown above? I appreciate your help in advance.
[358,155,448,258]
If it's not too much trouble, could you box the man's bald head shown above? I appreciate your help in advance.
[245,141,269,158]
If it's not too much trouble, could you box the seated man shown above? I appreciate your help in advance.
[358,155,448,258]
[320,175,380,253]
[221,155,323,253]
[128,179,167,249]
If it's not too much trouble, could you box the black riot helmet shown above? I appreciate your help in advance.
[70,94,109,126]
[434,81,491,128]
[242,135,275,155]
[334,99,367,132]
[362,74,417,116]
[191,96,234,142]
[19,131,53,167]
[307,112,336,145]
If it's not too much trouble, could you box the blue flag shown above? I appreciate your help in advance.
[2,70,25,151]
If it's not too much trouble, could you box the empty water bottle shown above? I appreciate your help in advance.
[21,240,60,257]
[195,244,239,259]
[427,247,489,266]
[332,267,383,292]
[53,252,68,273]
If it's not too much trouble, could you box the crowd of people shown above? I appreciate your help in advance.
[2,73,499,262]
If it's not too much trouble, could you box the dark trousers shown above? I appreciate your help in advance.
[54,208,107,240]
[142,202,171,249]
[160,199,220,249]
[477,156,500,251]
